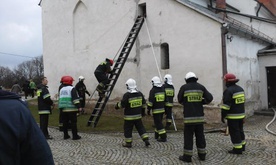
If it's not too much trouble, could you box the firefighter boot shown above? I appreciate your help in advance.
[64,134,70,140]
[242,144,246,151]
[122,142,132,148]
[157,133,167,142]
[154,132,159,140]
[179,155,192,163]
[198,153,206,161]
[144,139,150,147]
[228,148,242,154]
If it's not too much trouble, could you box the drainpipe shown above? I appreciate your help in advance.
[221,25,228,90]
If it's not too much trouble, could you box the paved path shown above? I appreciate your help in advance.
[47,115,276,165]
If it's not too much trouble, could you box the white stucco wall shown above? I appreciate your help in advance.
[226,33,267,115]
[41,0,223,105]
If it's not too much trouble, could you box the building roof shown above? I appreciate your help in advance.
[175,0,276,45]
[258,45,276,56]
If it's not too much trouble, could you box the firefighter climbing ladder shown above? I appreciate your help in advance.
[87,16,145,127]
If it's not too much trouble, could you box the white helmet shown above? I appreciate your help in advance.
[185,72,197,80]
[79,76,85,81]
[164,74,173,85]
[126,78,138,93]
[151,76,162,87]
[126,78,137,89]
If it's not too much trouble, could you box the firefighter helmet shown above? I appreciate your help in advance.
[61,76,74,85]
[151,76,162,87]
[164,74,173,85]
[79,76,85,81]
[125,78,137,89]
[109,59,114,66]
[223,73,239,82]
[185,72,198,80]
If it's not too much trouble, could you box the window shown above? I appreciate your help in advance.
[161,43,169,69]
[138,3,147,17]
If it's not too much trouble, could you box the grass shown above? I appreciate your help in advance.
[27,99,184,133]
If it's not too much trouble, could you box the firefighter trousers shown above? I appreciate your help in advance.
[63,112,78,138]
[165,107,172,126]
[153,113,167,140]
[124,119,148,142]
[183,124,206,157]
[228,119,245,150]
[40,114,49,137]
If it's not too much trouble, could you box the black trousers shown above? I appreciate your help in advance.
[165,107,172,124]
[124,119,148,141]
[62,112,78,138]
[40,114,49,137]
[94,72,108,85]
[184,124,206,157]
[153,113,167,139]
[228,119,245,149]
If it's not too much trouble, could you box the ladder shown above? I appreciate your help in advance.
[87,16,145,127]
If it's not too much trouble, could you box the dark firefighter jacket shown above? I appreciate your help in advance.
[177,81,213,125]
[0,90,54,165]
[162,83,174,107]
[221,84,245,119]
[117,91,146,120]
[37,84,53,115]
[94,61,112,74]
[147,86,168,114]
[75,81,89,98]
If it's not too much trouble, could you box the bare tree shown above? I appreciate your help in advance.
[0,66,15,88]
[0,56,44,88]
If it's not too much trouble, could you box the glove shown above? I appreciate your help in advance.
[221,111,227,123]
[115,102,120,110]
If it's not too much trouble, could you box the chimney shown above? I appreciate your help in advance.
[216,0,226,9]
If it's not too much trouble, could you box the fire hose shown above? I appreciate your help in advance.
[265,108,276,136]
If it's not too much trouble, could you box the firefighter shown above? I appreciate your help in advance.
[115,78,150,148]
[75,76,91,114]
[162,74,174,129]
[58,76,82,140]
[221,73,246,154]
[177,72,213,162]
[37,76,54,140]
[147,76,167,142]
[94,58,114,97]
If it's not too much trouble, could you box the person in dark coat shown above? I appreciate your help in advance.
[177,72,213,163]
[0,89,54,165]
[75,76,90,114]
[115,78,150,148]
[147,76,168,142]
[94,58,114,97]
[37,77,54,139]
[22,80,30,99]
[221,73,246,155]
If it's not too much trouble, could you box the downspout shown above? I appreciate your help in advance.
[221,25,228,90]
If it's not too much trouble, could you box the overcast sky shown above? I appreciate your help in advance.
[0,0,42,69]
